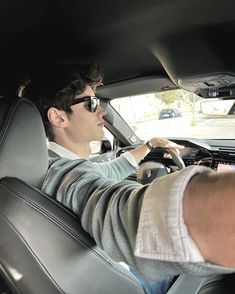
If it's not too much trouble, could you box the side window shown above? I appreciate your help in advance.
[103,127,114,148]
[90,127,114,154]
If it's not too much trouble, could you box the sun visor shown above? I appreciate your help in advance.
[96,76,177,99]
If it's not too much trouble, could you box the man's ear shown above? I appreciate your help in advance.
[47,107,68,128]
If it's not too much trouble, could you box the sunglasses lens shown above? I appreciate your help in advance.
[72,96,100,112]
[91,97,99,112]
[83,101,90,112]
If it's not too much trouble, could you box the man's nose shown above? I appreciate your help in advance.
[97,104,107,116]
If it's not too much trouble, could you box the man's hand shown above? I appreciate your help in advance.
[130,137,184,165]
[149,137,184,153]
[150,137,184,160]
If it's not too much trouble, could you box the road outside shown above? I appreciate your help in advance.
[132,114,235,140]
[111,89,235,140]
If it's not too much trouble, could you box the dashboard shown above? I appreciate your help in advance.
[141,138,235,171]
[92,138,235,181]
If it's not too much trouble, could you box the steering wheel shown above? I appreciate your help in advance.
[137,149,185,184]
[167,149,185,169]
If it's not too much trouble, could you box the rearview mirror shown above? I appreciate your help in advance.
[200,99,234,115]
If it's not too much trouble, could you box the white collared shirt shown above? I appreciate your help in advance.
[48,141,138,166]
[48,141,79,160]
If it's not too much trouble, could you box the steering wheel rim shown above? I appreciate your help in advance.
[167,149,185,169]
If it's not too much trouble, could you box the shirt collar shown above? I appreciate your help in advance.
[48,141,80,160]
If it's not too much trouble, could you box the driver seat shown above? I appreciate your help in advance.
[0,97,144,294]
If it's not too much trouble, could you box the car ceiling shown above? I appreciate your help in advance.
[1,0,235,96]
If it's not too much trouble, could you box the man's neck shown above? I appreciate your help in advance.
[55,138,91,159]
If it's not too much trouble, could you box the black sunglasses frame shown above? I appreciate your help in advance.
[71,96,100,112]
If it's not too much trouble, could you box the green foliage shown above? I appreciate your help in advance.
[155,91,176,106]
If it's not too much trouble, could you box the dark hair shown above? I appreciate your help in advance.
[77,63,104,90]
[19,63,104,141]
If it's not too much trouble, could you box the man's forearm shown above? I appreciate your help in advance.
[129,138,184,165]
[183,170,235,267]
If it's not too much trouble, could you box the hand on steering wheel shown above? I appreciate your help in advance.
[167,149,185,169]
[148,137,185,170]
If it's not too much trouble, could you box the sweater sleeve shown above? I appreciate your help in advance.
[92,153,136,181]
[42,158,235,280]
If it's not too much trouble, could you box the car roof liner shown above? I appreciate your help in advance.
[0,0,235,95]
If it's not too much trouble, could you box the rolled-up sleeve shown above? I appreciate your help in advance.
[135,166,207,262]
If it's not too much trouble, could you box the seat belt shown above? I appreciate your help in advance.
[167,274,205,294]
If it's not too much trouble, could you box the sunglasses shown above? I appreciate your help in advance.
[71,96,100,112]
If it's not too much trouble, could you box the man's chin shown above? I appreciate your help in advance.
[92,135,104,142]
[97,129,105,141]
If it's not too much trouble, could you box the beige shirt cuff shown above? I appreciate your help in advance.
[135,165,211,263]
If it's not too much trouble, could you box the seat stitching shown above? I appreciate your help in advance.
[0,181,143,288]
[0,213,65,294]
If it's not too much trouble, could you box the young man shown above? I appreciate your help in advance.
[20,65,186,293]
[20,68,235,282]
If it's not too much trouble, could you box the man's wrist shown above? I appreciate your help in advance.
[145,140,154,151]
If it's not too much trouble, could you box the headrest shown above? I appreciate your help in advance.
[0,97,48,187]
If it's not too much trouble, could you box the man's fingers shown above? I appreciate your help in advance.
[163,142,184,150]
[150,137,185,151]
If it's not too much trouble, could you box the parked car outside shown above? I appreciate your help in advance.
[159,108,182,119]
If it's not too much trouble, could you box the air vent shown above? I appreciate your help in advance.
[218,147,235,156]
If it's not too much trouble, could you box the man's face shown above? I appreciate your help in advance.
[66,85,107,143]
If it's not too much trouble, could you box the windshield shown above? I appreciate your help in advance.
[111,89,235,140]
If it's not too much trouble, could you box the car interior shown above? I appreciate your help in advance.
[1,0,235,293]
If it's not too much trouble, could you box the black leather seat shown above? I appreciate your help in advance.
[167,273,235,294]
[0,97,144,294]
[198,274,235,294]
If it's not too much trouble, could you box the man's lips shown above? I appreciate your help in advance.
[97,120,105,127]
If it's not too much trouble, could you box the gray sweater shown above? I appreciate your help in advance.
[41,156,235,280]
